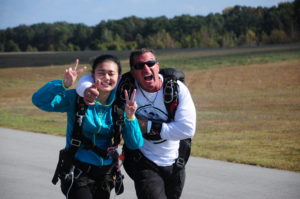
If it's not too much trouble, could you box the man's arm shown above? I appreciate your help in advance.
[140,81,196,141]
[76,74,99,105]
[76,74,93,97]
[160,82,196,140]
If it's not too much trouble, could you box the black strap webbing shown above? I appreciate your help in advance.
[65,96,87,160]
[118,70,191,167]
[66,96,113,160]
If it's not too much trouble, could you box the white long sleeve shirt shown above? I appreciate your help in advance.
[76,74,196,166]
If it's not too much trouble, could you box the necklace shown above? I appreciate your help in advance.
[138,85,159,106]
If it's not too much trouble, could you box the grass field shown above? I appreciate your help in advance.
[1,45,300,172]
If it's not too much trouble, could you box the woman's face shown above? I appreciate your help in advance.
[93,61,119,93]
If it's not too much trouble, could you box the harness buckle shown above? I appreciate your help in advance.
[71,139,81,147]
[74,167,83,179]
[76,113,85,126]
[164,80,175,103]
[107,146,119,159]
[175,157,185,169]
[65,165,75,181]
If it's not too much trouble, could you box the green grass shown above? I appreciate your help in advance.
[159,48,300,70]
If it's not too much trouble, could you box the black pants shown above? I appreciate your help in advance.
[60,165,114,199]
[124,153,186,199]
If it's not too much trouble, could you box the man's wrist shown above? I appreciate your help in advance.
[150,120,162,135]
[142,120,163,141]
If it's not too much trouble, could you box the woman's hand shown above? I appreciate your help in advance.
[83,80,100,106]
[63,59,87,88]
[125,89,137,120]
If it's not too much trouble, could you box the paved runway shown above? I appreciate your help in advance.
[1,127,300,199]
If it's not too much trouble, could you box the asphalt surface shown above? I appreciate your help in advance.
[1,127,300,199]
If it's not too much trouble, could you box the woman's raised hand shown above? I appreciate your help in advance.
[63,59,87,88]
[125,89,137,120]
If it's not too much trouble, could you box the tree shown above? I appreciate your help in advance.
[223,6,263,37]
[0,1,298,52]
[145,30,176,49]
[70,24,92,50]
[5,40,20,51]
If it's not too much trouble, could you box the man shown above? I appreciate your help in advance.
[76,48,196,199]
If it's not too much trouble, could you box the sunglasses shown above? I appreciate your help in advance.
[133,60,157,70]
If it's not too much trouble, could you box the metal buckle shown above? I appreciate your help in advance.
[65,166,75,181]
[107,146,119,159]
[74,168,83,179]
[76,113,84,126]
[164,80,174,103]
[71,139,81,147]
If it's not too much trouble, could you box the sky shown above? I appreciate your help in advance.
[0,0,294,30]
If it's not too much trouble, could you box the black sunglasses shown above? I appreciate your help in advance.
[133,60,157,70]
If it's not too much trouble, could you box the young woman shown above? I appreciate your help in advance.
[32,54,143,199]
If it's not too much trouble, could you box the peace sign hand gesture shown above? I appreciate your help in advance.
[124,89,137,120]
[63,59,87,88]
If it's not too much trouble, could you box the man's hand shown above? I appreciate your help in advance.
[63,59,87,88]
[143,120,162,141]
[136,115,148,135]
[136,114,163,141]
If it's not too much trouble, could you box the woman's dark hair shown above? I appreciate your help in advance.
[92,54,122,74]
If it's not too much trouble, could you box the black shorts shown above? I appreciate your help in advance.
[124,151,186,199]
[60,164,114,199]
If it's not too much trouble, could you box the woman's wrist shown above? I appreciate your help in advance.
[62,80,70,89]
[63,79,72,88]
[126,115,136,121]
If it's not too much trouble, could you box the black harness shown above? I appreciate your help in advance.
[117,68,192,168]
[52,96,124,195]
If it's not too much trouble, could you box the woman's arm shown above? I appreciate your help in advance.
[32,59,86,112]
[123,118,144,150]
[32,80,74,112]
[122,89,144,149]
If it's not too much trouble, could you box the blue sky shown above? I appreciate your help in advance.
[0,0,293,30]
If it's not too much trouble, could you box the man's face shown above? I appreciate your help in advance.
[131,52,161,92]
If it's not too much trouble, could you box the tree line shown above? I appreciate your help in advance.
[1,0,299,52]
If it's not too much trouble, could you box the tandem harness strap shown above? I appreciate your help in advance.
[116,69,191,169]
[52,96,87,185]
[52,96,123,195]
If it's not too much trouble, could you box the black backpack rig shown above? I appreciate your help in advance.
[113,68,192,169]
